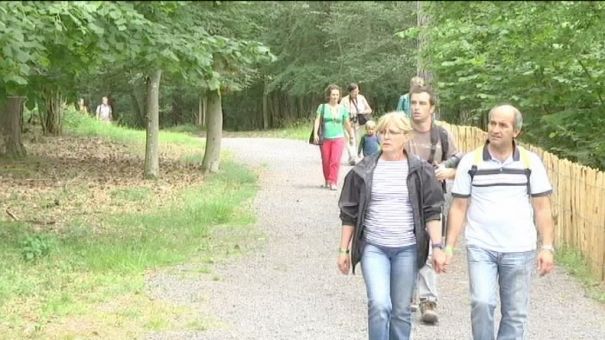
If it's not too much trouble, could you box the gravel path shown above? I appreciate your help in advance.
[147,137,605,339]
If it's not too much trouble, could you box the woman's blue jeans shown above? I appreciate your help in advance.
[361,243,418,340]
[467,246,535,340]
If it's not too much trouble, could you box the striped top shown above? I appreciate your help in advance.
[364,158,416,247]
[452,144,553,252]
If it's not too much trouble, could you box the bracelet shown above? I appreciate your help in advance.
[338,248,350,254]
[445,245,454,256]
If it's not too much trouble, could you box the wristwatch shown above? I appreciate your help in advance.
[431,242,444,250]
[541,245,555,253]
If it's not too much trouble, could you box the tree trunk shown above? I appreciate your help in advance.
[262,81,269,130]
[1,96,26,158]
[197,91,207,128]
[42,89,63,135]
[130,78,146,128]
[201,89,222,174]
[144,69,162,179]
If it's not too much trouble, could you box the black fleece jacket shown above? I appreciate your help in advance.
[338,151,444,274]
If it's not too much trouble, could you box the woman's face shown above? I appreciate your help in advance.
[329,89,340,103]
[350,87,359,98]
[379,124,408,153]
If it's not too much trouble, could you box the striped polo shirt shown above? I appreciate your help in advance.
[451,143,553,252]
[364,158,416,248]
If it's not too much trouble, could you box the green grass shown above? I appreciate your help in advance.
[0,162,257,322]
[63,109,203,147]
[556,247,605,303]
[0,115,259,336]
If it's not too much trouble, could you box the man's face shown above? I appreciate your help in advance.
[102,97,108,105]
[488,107,519,149]
[410,92,434,123]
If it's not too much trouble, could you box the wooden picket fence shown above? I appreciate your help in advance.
[439,122,605,282]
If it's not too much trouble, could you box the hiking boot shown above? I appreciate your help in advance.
[420,300,438,324]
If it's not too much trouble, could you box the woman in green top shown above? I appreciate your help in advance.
[313,84,355,191]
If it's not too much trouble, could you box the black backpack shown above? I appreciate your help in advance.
[428,124,449,165]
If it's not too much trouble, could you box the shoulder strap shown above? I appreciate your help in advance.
[468,146,484,185]
[428,124,439,164]
[518,145,532,195]
[439,127,449,162]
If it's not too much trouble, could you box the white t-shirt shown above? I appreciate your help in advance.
[96,104,112,121]
[451,145,553,252]
[341,95,370,117]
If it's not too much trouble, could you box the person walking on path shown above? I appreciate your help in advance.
[96,96,113,123]
[337,112,446,340]
[406,86,462,324]
[441,104,555,340]
[313,84,355,190]
[357,120,380,158]
[396,76,424,118]
[341,83,373,165]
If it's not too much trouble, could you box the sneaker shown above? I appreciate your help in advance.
[420,300,438,324]
[348,160,356,166]
[329,183,338,191]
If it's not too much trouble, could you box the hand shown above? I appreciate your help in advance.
[435,164,456,181]
[537,249,554,276]
[337,254,351,275]
[313,134,319,144]
[433,248,447,273]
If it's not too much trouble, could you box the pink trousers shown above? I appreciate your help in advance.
[320,137,345,185]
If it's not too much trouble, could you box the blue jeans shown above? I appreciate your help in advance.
[361,243,418,340]
[467,246,535,340]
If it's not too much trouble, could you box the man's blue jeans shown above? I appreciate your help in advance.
[467,246,535,340]
[361,243,418,340]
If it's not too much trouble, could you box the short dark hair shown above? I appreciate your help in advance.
[325,84,341,101]
[347,83,358,93]
[409,86,436,107]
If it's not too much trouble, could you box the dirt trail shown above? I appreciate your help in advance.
[147,137,605,340]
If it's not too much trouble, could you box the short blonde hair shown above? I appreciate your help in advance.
[376,112,413,135]
[365,120,376,129]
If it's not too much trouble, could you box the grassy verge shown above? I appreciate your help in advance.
[556,247,605,303]
[0,114,259,337]
[64,110,203,147]
[168,119,311,142]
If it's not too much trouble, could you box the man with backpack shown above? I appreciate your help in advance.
[406,86,462,325]
[440,104,554,338]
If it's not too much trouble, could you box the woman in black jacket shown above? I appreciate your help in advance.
[337,112,446,340]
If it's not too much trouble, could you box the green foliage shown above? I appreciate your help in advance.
[20,234,53,262]
[556,247,605,303]
[419,1,605,169]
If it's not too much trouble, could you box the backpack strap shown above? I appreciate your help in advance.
[468,146,484,186]
[518,145,532,195]
[428,124,439,165]
[428,124,450,164]
[468,144,533,195]
[439,126,449,162]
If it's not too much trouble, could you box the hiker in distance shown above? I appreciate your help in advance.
[341,82,373,165]
[313,84,355,191]
[337,112,446,340]
[396,76,425,118]
[440,104,555,340]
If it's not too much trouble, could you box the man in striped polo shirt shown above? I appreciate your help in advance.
[442,104,555,339]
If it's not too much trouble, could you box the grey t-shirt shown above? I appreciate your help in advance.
[407,127,458,165]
